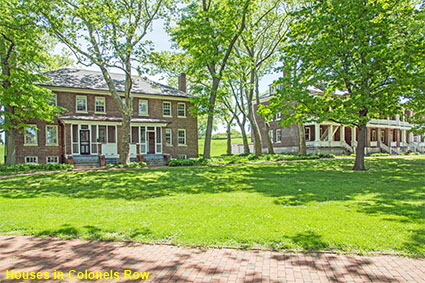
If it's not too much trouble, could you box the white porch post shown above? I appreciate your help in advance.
[340,126,345,143]
[352,127,356,143]
[314,124,320,142]
[328,125,333,142]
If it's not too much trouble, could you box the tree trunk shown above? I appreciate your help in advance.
[226,122,232,155]
[5,127,16,165]
[240,123,250,154]
[353,124,367,170]
[118,113,131,164]
[264,122,274,154]
[203,77,220,159]
[297,123,307,156]
[247,111,263,156]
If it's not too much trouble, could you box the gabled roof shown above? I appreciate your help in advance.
[40,68,192,98]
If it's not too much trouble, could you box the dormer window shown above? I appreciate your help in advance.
[76,96,87,112]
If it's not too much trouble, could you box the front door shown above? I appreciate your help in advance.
[148,132,155,154]
[80,129,90,155]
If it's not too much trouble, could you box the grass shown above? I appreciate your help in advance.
[0,156,424,256]
[198,138,244,156]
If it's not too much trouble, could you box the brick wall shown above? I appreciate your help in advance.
[13,90,198,164]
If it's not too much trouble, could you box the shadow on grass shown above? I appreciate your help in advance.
[0,157,424,255]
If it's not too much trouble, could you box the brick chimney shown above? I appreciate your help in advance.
[178,73,187,92]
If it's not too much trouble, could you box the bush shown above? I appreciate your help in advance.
[0,163,73,173]
[167,158,209,167]
[370,153,390,157]
[408,152,420,155]
[103,162,147,168]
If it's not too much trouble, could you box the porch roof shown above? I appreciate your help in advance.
[58,114,169,124]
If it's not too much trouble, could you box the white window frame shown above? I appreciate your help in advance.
[177,103,186,118]
[76,95,88,113]
[46,156,59,164]
[24,125,38,146]
[163,101,172,117]
[138,100,149,116]
[177,129,186,145]
[276,129,282,143]
[165,128,173,145]
[45,125,58,146]
[25,156,38,164]
[269,130,274,143]
[95,96,106,113]
[305,127,311,141]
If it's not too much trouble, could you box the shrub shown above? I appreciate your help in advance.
[370,153,390,157]
[0,163,73,173]
[167,158,209,167]
[103,162,147,168]
[408,152,420,155]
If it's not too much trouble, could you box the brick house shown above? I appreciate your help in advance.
[8,68,198,165]
[244,85,425,155]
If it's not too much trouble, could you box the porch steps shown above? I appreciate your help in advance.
[144,154,167,167]
[73,155,100,169]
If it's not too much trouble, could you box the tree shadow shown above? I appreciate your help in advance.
[1,234,418,283]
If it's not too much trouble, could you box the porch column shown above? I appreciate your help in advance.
[314,124,320,142]
[328,125,333,142]
[351,127,356,144]
[340,126,345,143]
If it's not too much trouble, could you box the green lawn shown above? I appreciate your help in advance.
[0,157,424,256]
[198,138,244,156]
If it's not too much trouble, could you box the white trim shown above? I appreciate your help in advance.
[276,129,282,143]
[177,102,186,118]
[95,96,106,113]
[25,156,38,164]
[177,128,186,145]
[45,125,59,146]
[24,125,38,146]
[76,95,88,113]
[138,99,149,116]
[165,128,173,146]
[46,156,59,164]
[162,101,172,117]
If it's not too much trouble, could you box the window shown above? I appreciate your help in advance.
[139,100,148,116]
[76,96,87,112]
[108,126,116,143]
[25,156,38,164]
[177,129,186,145]
[46,125,58,146]
[163,102,171,116]
[95,97,106,113]
[276,129,282,143]
[177,103,186,117]
[178,154,187,159]
[98,126,107,143]
[24,126,38,145]
[380,131,385,142]
[131,127,139,144]
[165,129,172,145]
[371,130,377,142]
[49,94,57,106]
[269,130,274,143]
[46,156,59,164]
[305,127,311,141]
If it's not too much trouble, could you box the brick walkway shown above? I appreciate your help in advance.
[0,236,423,282]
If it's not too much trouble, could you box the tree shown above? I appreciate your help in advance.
[40,0,170,164]
[170,0,252,159]
[0,0,67,165]
[267,0,419,170]
[225,0,292,156]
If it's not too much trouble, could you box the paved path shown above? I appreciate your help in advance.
[0,236,423,282]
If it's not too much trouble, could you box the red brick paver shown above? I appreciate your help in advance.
[0,236,423,282]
